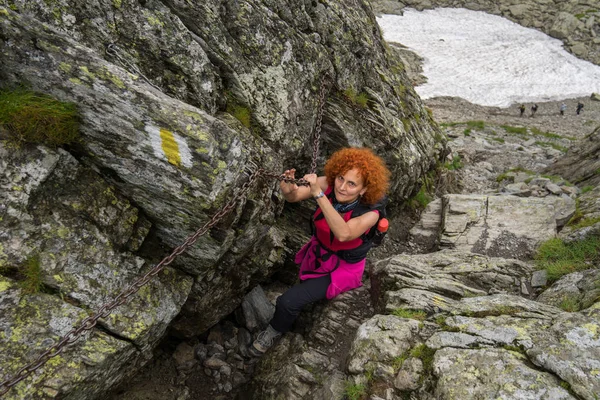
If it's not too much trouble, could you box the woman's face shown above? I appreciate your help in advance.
[334,168,367,204]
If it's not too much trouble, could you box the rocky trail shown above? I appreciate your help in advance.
[2,0,599,399]
[106,92,600,400]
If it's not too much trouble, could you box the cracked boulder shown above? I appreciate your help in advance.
[441,194,558,260]
[433,348,575,400]
[372,250,537,314]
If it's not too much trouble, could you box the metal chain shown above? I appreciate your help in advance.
[310,78,329,174]
[0,77,331,398]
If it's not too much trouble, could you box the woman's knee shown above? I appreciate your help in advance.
[276,290,302,315]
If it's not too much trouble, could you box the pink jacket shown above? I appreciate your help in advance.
[295,187,378,299]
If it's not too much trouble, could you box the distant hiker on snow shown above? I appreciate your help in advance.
[576,102,584,115]
[530,104,538,117]
[519,104,526,117]
[560,102,567,116]
[251,147,390,356]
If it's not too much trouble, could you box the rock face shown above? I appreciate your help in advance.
[372,0,600,67]
[544,126,600,188]
[0,0,444,398]
[363,247,600,400]
[0,144,194,399]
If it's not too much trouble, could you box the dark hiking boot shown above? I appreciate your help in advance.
[250,325,282,356]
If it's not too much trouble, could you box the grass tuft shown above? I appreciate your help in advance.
[466,120,485,130]
[581,186,595,194]
[20,254,44,294]
[444,155,463,171]
[344,382,366,400]
[535,236,600,282]
[571,216,600,230]
[0,89,80,147]
[500,125,527,135]
[558,295,579,312]
[228,104,251,128]
[343,88,369,108]
[392,308,427,321]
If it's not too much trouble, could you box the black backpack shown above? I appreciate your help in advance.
[311,193,388,263]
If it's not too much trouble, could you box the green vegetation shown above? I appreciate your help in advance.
[392,344,435,382]
[535,236,600,282]
[491,137,505,144]
[582,186,595,194]
[500,125,527,135]
[502,344,525,354]
[408,171,436,210]
[496,167,535,183]
[575,9,598,19]
[535,141,567,153]
[411,185,432,209]
[392,308,427,321]
[540,174,571,185]
[529,127,574,140]
[344,382,366,400]
[343,88,369,108]
[410,344,436,381]
[568,199,584,226]
[228,104,251,128]
[20,254,44,294]
[570,216,600,230]
[439,120,485,130]
[392,352,409,372]
[0,89,80,147]
[463,128,471,136]
[435,315,460,332]
[466,120,485,130]
[225,90,253,129]
[444,155,463,171]
[558,295,579,312]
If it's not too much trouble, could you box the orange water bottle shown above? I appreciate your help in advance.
[373,218,388,246]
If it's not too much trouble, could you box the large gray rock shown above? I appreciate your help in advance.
[0,144,193,398]
[0,0,446,397]
[0,276,140,400]
[433,348,575,399]
[0,0,444,337]
[441,194,557,259]
[347,315,422,376]
[442,303,600,400]
[537,269,600,311]
[409,198,443,252]
[373,250,534,306]
[240,285,275,333]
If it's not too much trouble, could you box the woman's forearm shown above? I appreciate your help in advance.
[316,197,354,241]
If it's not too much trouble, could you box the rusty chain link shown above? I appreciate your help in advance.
[0,77,331,397]
[310,78,328,174]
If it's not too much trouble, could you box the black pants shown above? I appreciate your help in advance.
[269,275,331,333]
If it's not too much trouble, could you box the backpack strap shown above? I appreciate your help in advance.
[354,196,388,242]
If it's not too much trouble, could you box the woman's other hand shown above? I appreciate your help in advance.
[280,169,299,195]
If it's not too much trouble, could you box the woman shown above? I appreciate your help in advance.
[251,147,391,355]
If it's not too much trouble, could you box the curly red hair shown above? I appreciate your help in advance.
[324,147,390,205]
